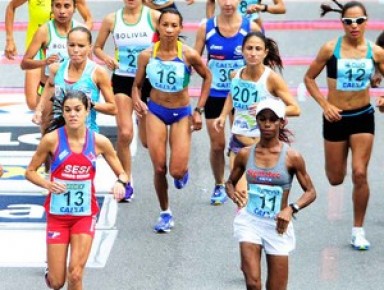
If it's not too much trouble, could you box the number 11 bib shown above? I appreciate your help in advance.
[246,184,283,218]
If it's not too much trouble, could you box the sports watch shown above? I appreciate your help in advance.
[289,203,300,214]
[194,107,205,115]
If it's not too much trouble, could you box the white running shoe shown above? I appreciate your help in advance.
[351,228,370,250]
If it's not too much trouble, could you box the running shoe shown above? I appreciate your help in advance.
[210,184,228,205]
[174,171,189,189]
[153,213,174,233]
[123,182,134,202]
[351,228,370,250]
[44,267,52,288]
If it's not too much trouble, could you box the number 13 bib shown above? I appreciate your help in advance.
[50,179,91,216]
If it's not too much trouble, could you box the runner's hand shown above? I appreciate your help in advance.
[104,56,119,71]
[323,103,342,122]
[133,99,148,118]
[111,181,125,201]
[275,207,293,234]
[191,111,203,131]
[47,181,66,194]
[32,111,42,125]
[213,117,225,132]
[5,40,17,60]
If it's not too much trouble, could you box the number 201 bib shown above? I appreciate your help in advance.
[50,179,91,216]
[246,184,283,219]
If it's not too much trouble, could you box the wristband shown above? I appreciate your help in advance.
[116,179,127,187]
[262,4,268,12]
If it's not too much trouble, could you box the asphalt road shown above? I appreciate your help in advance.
[1,1,384,289]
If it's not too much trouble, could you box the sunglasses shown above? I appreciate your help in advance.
[341,16,367,25]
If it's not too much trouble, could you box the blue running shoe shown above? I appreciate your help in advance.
[174,171,189,189]
[123,182,134,202]
[154,213,174,233]
[210,184,228,205]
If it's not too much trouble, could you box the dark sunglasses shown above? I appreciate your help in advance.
[341,16,367,25]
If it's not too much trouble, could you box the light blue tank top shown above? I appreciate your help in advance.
[146,41,191,93]
[334,37,374,91]
[54,59,100,132]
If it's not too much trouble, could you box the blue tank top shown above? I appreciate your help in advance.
[245,142,293,219]
[205,17,251,97]
[146,41,191,93]
[326,37,374,92]
[54,59,100,132]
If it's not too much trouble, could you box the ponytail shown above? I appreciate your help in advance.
[320,1,367,18]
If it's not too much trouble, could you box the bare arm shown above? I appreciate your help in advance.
[304,40,342,121]
[266,0,286,14]
[373,44,384,77]
[96,134,128,200]
[93,67,117,115]
[76,0,93,30]
[248,0,286,15]
[275,148,316,234]
[194,23,207,56]
[4,0,27,60]
[25,132,66,193]
[225,147,251,207]
[288,150,317,211]
[206,0,215,18]
[304,44,331,110]
[213,93,233,131]
[185,47,212,131]
[268,72,300,117]
[93,13,119,71]
[132,50,151,118]
[32,64,59,125]
[21,25,60,70]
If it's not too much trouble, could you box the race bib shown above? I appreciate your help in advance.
[238,0,260,20]
[231,78,260,109]
[208,59,244,91]
[50,179,91,216]
[152,0,169,5]
[117,45,147,76]
[246,184,283,218]
[147,59,186,92]
[336,58,373,91]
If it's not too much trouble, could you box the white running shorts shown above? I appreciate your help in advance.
[233,208,296,256]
